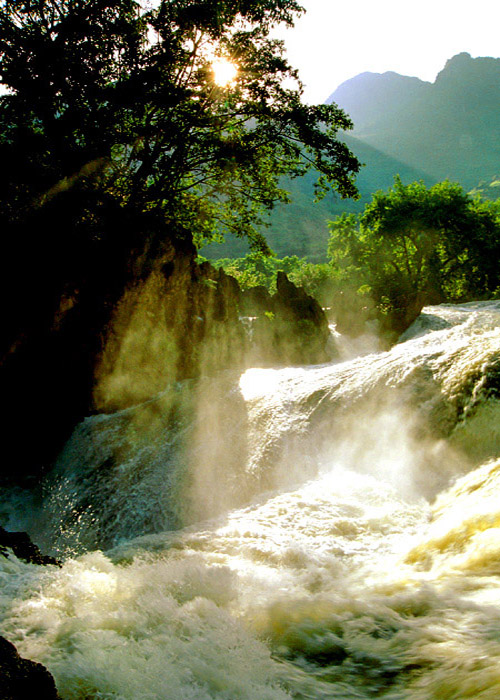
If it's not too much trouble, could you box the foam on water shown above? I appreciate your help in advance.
[2,301,500,698]
[4,456,500,699]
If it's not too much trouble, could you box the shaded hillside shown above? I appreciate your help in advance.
[202,135,432,262]
[328,53,500,188]
[330,70,430,136]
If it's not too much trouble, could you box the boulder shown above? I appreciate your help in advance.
[0,636,60,700]
[0,526,60,566]
[274,271,328,329]
[244,273,331,366]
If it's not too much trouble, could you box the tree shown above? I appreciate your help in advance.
[0,0,362,390]
[327,178,500,334]
[0,0,360,257]
[214,251,339,307]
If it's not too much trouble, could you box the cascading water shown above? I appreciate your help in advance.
[2,301,500,699]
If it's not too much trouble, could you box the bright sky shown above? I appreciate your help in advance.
[275,0,500,103]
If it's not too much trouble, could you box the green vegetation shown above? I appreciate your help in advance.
[216,178,500,338]
[327,178,500,332]
[2,2,500,475]
[0,0,362,378]
[0,0,359,265]
[202,135,433,262]
[0,0,362,478]
[212,252,336,306]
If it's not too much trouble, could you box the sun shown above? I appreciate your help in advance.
[212,58,238,87]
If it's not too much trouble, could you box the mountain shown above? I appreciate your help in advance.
[327,53,500,188]
[203,53,500,262]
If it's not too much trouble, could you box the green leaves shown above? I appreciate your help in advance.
[0,0,360,253]
[327,177,500,334]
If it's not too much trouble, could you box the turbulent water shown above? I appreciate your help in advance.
[2,301,500,699]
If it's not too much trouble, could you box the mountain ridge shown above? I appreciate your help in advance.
[327,52,500,188]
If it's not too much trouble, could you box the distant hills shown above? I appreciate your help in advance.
[203,52,500,262]
[328,52,500,189]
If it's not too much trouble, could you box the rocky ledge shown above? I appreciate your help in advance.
[0,636,60,700]
[0,526,60,566]
[0,527,60,698]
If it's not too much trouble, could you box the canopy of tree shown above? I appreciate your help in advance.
[327,178,500,333]
[0,0,359,261]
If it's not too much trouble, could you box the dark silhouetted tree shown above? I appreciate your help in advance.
[0,0,359,256]
[0,0,361,480]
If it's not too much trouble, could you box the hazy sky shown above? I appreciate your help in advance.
[276,0,500,103]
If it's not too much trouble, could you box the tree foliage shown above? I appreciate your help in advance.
[214,252,337,305]
[327,178,500,332]
[0,0,360,256]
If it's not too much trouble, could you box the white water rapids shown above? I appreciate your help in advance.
[2,301,500,699]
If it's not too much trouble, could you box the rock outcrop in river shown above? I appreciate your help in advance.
[0,636,60,700]
[0,238,329,484]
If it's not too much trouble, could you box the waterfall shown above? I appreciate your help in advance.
[1,300,500,699]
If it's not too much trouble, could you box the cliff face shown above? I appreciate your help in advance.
[94,258,330,413]
[0,241,330,484]
[93,254,247,412]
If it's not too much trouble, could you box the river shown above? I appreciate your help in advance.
[1,301,500,699]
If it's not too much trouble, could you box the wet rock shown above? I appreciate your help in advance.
[274,271,328,332]
[94,256,247,411]
[240,285,273,315]
[0,230,333,483]
[0,526,60,566]
[268,272,330,365]
[0,636,60,700]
